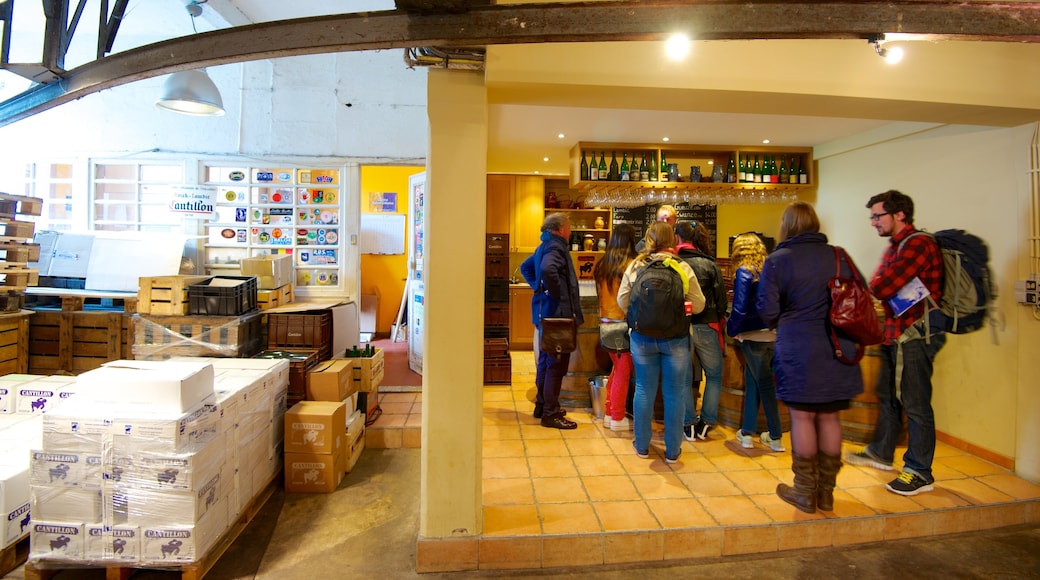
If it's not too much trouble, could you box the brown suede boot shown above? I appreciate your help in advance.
[776,453,817,514]
[817,453,842,512]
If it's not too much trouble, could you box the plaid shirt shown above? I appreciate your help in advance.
[869,225,944,344]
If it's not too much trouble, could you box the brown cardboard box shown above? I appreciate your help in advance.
[306,359,357,402]
[284,401,346,454]
[284,449,346,493]
[240,255,293,290]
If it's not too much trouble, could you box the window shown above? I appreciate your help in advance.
[92,162,186,232]
[0,160,79,230]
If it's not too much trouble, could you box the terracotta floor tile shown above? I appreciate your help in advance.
[832,516,885,546]
[631,472,696,499]
[560,423,604,439]
[483,410,519,425]
[646,498,717,528]
[667,453,720,474]
[699,495,774,526]
[410,401,423,414]
[565,437,616,456]
[583,475,642,502]
[937,454,1008,477]
[676,471,742,498]
[478,536,541,569]
[603,530,664,563]
[976,474,1040,499]
[483,477,535,505]
[708,449,776,472]
[777,520,834,551]
[825,490,880,517]
[402,426,422,448]
[931,461,970,481]
[750,492,827,523]
[524,438,570,457]
[483,425,522,441]
[542,535,604,568]
[483,456,531,479]
[605,436,639,455]
[846,485,928,514]
[722,525,779,556]
[726,468,783,495]
[752,451,792,471]
[529,455,578,478]
[520,424,566,440]
[835,464,890,489]
[380,392,417,404]
[572,455,626,477]
[539,502,602,534]
[663,528,724,560]
[483,439,526,458]
[405,414,422,428]
[885,512,934,540]
[943,478,1016,505]
[483,504,542,536]
[380,401,413,415]
[374,413,406,428]
[481,388,515,402]
[911,487,974,509]
[593,500,662,531]
[532,476,589,503]
[416,538,478,573]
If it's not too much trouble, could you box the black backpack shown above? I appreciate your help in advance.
[626,257,690,339]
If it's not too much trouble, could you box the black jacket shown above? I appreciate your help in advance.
[677,246,727,324]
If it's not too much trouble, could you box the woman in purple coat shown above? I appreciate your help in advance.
[757,202,864,514]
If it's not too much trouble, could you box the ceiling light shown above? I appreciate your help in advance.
[662,137,670,142]
[664,34,691,61]
[869,34,904,64]
[543,157,549,162]
[557,133,565,139]
[762,139,770,144]
[155,69,225,116]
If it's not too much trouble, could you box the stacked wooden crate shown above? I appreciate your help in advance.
[0,193,42,314]
[483,234,512,384]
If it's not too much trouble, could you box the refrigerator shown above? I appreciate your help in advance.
[407,171,425,374]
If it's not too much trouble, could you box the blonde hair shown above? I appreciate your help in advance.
[730,233,768,280]
[640,222,676,257]
[779,201,820,241]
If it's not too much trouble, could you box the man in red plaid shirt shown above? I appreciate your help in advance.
[846,190,946,496]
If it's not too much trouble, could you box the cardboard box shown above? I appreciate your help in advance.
[0,461,30,547]
[306,359,357,402]
[240,255,293,290]
[284,449,345,493]
[84,524,140,562]
[30,521,84,560]
[138,499,227,563]
[284,401,345,454]
[31,485,103,522]
[75,360,214,413]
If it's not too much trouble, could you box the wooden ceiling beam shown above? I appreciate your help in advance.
[2,1,1040,126]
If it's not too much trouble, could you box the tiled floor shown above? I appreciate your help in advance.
[415,350,1040,572]
[366,390,423,449]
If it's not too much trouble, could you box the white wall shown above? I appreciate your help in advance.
[815,122,1040,481]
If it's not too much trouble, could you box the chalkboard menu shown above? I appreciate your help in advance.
[611,203,718,255]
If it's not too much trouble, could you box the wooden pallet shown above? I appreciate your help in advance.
[0,535,29,578]
[0,219,35,240]
[28,310,129,374]
[24,473,280,580]
[137,275,212,315]
[0,192,43,218]
[0,241,41,263]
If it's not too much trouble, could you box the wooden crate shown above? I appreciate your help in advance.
[133,312,263,360]
[28,311,126,374]
[483,356,511,385]
[0,193,43,218]
[345,413,366,473]
[0,534,28,579]
[257,284,294,310]
[348,348,384,392]
[137,275,212,315]
[0,242,40,264]
[0,219,35,240]
[0,310,30,375]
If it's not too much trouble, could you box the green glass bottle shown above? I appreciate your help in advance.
[753,155,762,183]
[639,153,649,182]
[580,150,590,181]
[609,151,620,181]
[598,152,608,181]
[649,152,658,182]
[660,151,669,182]
[727,155,736,183]
[779,155,788,184]
[619,152,630,182]
[798,157,808,184]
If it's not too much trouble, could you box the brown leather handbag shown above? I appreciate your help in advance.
[540,317,577,354]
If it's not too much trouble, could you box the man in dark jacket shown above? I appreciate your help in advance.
[521,212,583,429]
[847,190,945,496]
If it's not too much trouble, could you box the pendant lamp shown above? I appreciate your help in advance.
[155,69,225,116]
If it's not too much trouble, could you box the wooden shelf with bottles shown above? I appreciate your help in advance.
[543,177,613,250]
[568,142,815,194]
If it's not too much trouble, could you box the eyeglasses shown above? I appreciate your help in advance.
[869,212,890,222]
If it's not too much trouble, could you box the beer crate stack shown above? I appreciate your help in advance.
[483,234,512,384]
[25,357,288,576]
[0,193,42,315]
[240,255,295,311]
[133,275,262,361]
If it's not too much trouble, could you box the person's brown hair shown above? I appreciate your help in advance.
[593,224,638,285]
[641,221,677,256]
[730,233,768,280]
[779,201,820,241]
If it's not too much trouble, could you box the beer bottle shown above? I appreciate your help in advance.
[609,151,620,181]
[598,152,607,181]
[580,150,590,181]
[660,151,669,182]
[619,152,630,182]
[779,155,788,184]
[649,153,658,182]
[639,153,649,182]
[727,155,737,183]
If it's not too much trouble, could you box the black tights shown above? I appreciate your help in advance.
[788,408,843,457]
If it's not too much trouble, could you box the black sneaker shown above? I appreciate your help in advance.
[886,471,934,496]
[693,419,713,440]
[683,424,695,442]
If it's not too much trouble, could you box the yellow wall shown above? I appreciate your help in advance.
[360,165,424,334]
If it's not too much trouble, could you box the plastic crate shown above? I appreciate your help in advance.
[484,280,509,303]
[267,311,333,361]
[483,337,509,358]
[484,256,509,279]
[188,275,258,316]
[485,233,508,256]
[484,304,509,327]
[254,348,321,406]
[483,357,511,385]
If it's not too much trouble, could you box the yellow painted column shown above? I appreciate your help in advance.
[419,68,487,538]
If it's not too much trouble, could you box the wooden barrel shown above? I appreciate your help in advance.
[840,346,885,444]
[560,296,607,409]
[717,340,791,433]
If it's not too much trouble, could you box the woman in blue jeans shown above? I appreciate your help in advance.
[617,222,705,463]
[726,233,784,452]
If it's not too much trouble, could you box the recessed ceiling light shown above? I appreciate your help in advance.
[762,139,771,144]
[557,133,566,139]
[662,137,670,142]
[665,34,691,61]
[543,157,550,162]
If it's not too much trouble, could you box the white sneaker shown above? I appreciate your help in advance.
[736,430,754,449]
[601,417,611,429]
[610,417,632,431]
[760,432,786,452]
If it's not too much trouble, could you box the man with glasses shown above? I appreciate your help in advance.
[846,190,946,496]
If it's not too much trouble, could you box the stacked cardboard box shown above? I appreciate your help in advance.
[0,412,41,550]
[283,401,347,493]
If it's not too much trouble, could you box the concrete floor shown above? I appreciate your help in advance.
[9,447,1038,579]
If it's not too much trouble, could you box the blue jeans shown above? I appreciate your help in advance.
[631,331,692,460]
[869,335,946,481]
[684,324,723,426]
[739,340,783,439]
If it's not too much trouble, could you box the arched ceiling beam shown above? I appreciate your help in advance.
[2,1,1040,127]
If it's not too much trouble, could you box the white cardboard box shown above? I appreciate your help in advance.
[125,473,223,526]
[77,360,215,413]
[119,435,223,491]
[1,461,30,547]
[30,521,84,560]
[85,524,140,562]
[139,499,227,563]
[30,449,104,488]
[31,485,103,522]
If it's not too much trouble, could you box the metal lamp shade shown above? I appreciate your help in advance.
[155,70,225,116]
